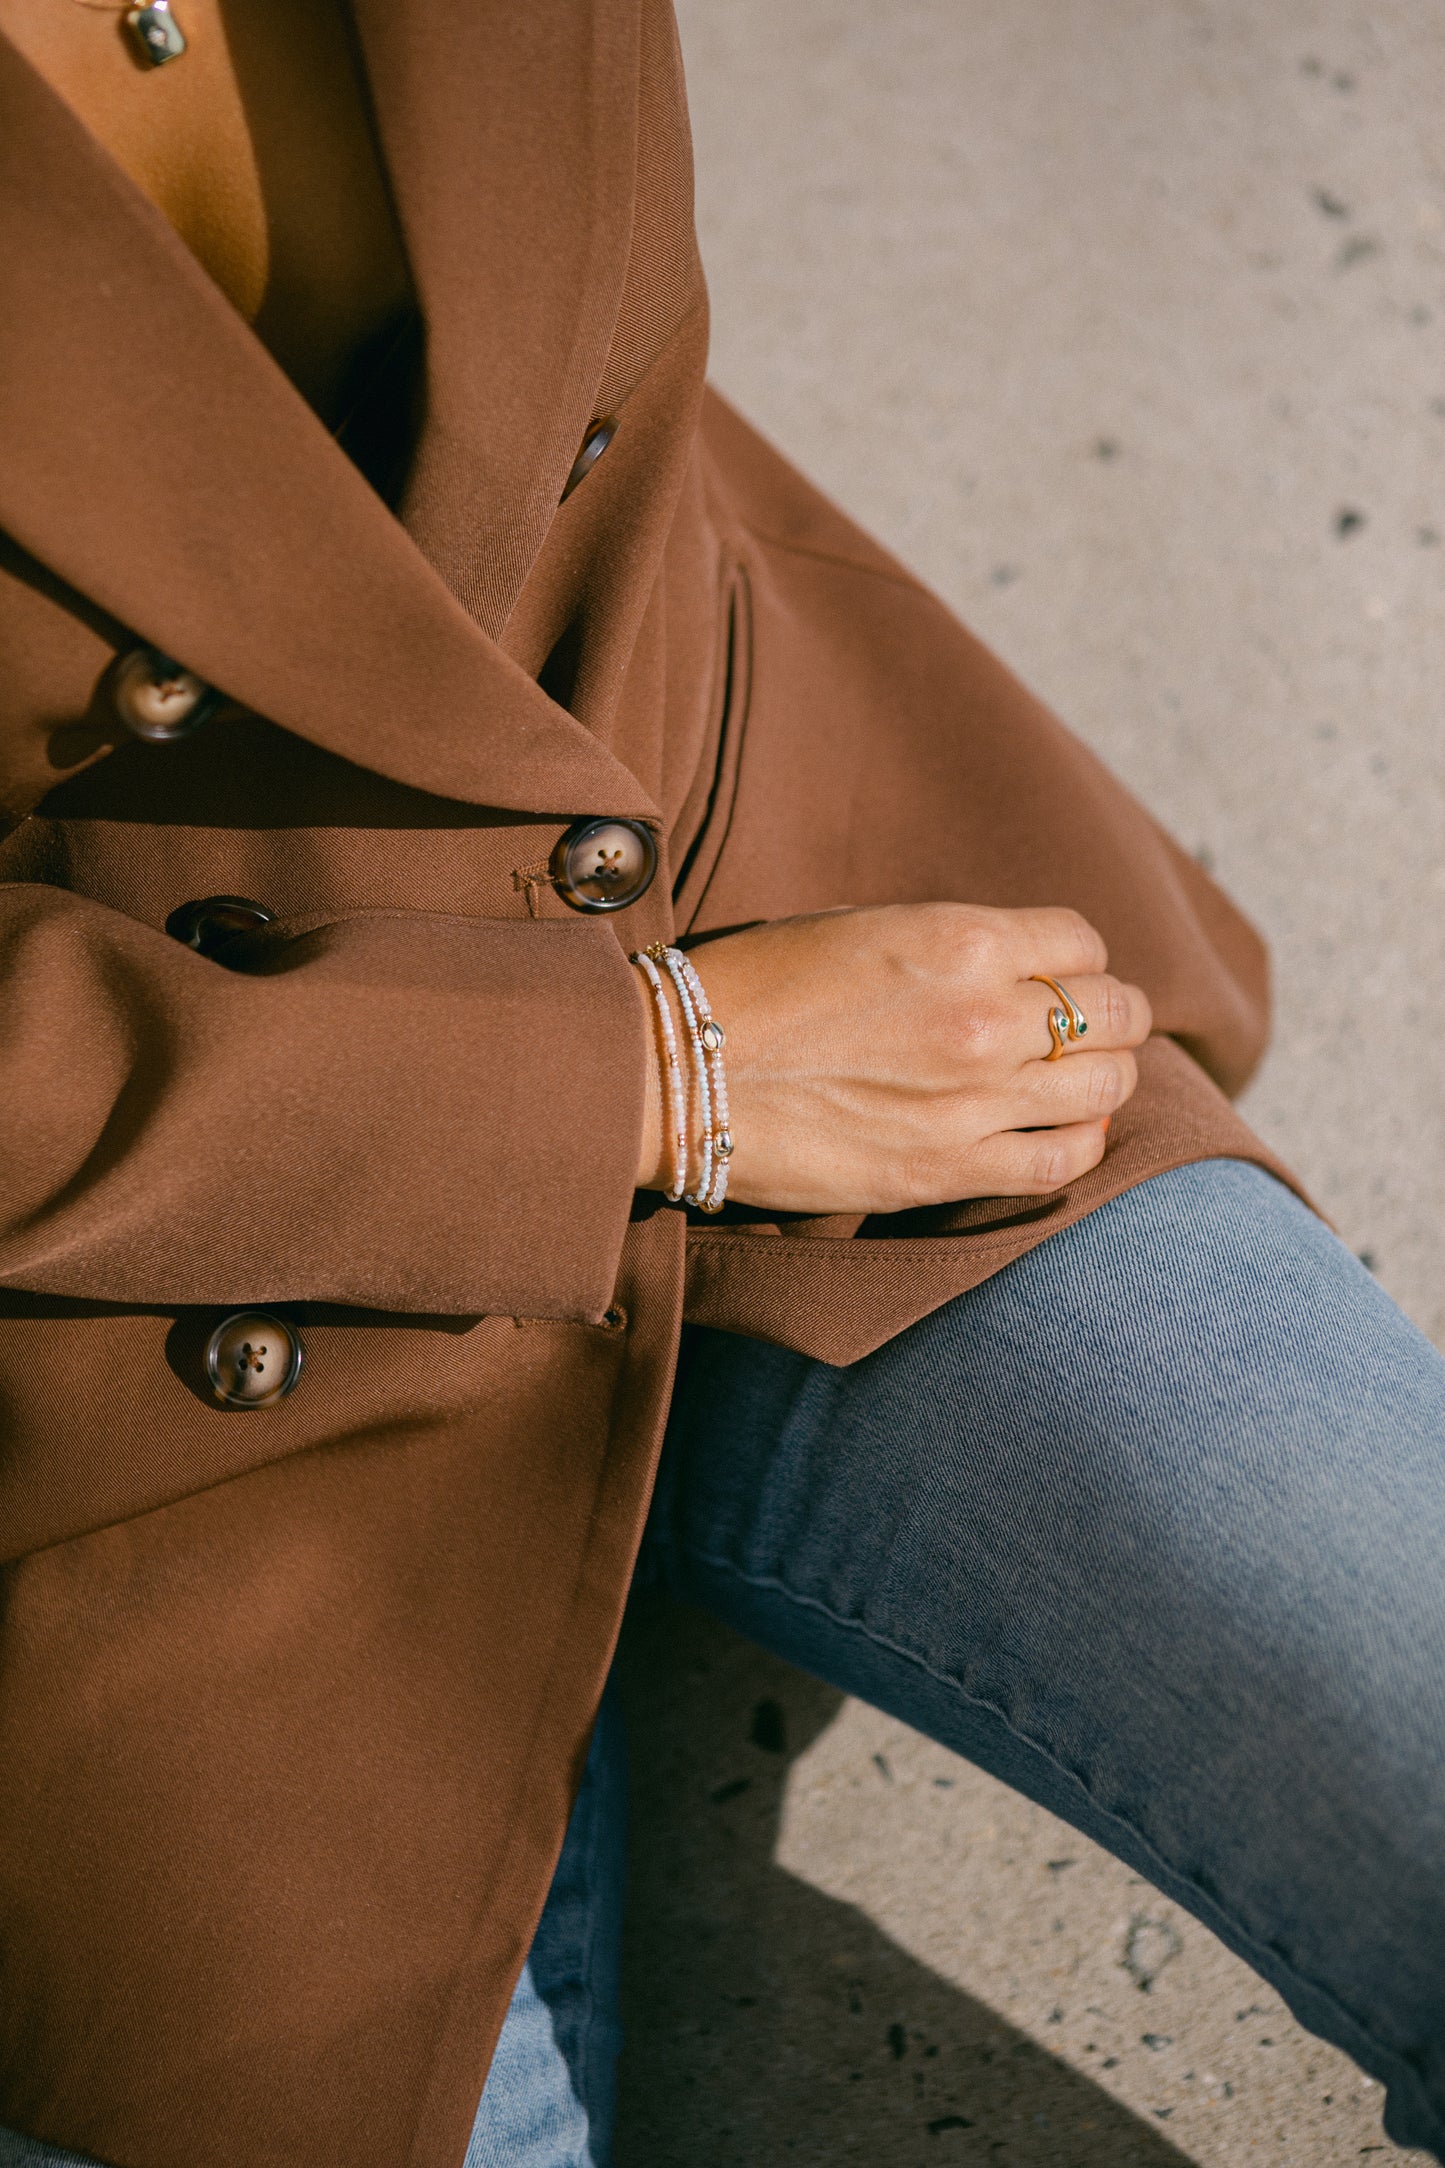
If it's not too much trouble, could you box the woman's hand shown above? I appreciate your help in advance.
[634,903,1152,1214]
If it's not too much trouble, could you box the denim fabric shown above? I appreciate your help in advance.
[6,1158,1445,2166]
[464,1684,628,2168]
[651,1158,1445,2161]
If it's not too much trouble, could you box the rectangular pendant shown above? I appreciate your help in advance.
[125,2,187,66]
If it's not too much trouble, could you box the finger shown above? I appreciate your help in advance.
[1010,1046,1139,1126]
[1013,972,1153,1059]
[958,1119,1109,1198]
[1001,905,1109,979]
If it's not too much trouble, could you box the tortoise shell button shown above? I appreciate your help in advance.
[206,1312,304,1409]
[560,417,617,503]
[111,646,220,743]
[166,895,277,960]
[551,817,658,912]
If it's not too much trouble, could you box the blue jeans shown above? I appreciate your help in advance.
[7,1161,1445,2167]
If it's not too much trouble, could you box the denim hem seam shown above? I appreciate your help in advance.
[679,1543,1440,2135]
[570,1790,604,2168]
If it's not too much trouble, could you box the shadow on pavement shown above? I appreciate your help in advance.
[615,1593,1192,2168]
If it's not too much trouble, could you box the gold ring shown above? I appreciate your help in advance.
[1031,974,1089,1060]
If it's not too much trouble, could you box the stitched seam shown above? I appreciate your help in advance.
[686,1230,1068,1262]
[565,1724,607,2168]
[681,1147,1295,1265]
[682,1546,1438,2106]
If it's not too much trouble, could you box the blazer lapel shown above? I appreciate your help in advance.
[0,21,655,822]
[352,0,643,640]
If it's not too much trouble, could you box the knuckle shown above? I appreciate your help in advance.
[898,1144,943,1210]
[914,902,977,977]
[1032,1137,1072,1191]
[959,920,1005,978]
[913,899,958,945]
[1033,1126,1103,1191]
[1096,978,1130,1038]
[1085,1057,1123,1116]
[1061,906,1105,965]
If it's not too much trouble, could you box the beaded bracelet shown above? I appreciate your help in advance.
[657,946,714,1207]
[673,950,732,1213]
[631,947,688,1202]
[630,943,733,1213]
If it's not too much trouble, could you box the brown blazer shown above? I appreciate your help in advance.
[0,5,1298,2162]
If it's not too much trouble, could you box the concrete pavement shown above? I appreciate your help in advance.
[616,5,1444,2160]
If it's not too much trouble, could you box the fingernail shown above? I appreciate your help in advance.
[1101,1115,1111,1132]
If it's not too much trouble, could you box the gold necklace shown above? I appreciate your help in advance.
[70,0,187,67]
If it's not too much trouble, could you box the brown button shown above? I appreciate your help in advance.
[560,417,617,503]
[551,817,658,912]
[111,645,221,743]
[166,895,277,961]
[205,1312,304,1409]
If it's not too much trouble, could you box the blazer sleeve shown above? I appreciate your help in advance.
[0,883,647,1318]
